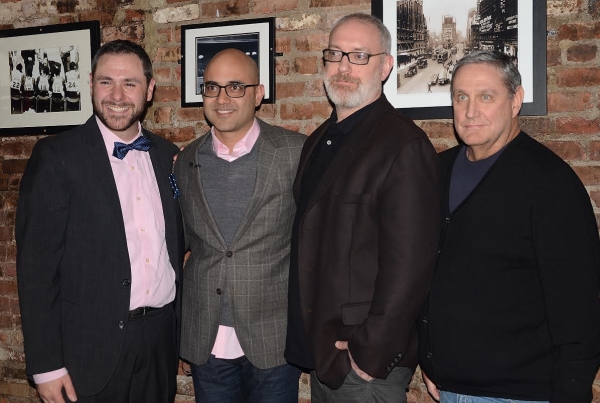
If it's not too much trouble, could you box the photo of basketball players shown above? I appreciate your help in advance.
[7,46,80,114]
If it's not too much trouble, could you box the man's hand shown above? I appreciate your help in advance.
[335,340,374,382]
[422,371,440,401]
[37,374,77,403]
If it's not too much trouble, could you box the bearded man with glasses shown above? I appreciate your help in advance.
[285,12,441,403]
[174,48,305,403]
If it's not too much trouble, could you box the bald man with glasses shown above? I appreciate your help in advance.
[173,48,305,403]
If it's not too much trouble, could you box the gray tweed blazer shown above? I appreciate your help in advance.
[174,118,305,369]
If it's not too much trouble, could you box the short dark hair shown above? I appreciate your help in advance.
[451,50,521,97]
[91,40,153,84]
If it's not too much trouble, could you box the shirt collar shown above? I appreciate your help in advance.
[329,97,381,135]
[211,118,260,162]
[96,116,143,159]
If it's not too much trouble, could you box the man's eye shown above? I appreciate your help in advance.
[481,94,492,101]
[355,53,368,60]
[205,85,218,92]
[329,51,341,57]
[456,94,467,102]
[229,84,241,91]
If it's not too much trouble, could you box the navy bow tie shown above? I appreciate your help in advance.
[113,135,154,160]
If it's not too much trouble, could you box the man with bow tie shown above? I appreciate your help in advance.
[16,40,185,403]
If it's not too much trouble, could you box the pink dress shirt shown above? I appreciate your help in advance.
[210,119,260,360]
[34,118,176,384]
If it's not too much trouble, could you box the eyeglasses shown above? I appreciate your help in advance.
[322,49,387,65]
[200,82,260,98]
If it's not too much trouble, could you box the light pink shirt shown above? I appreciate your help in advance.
[210,118,260,360]
[34,118,176,384]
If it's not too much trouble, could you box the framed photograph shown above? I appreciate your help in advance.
[372,0,547,120]
[0,21,101,136]
[181,17,275,108]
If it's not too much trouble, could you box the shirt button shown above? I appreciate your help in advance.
[216,288,222,295]
[146,258,150,263]
[141,227,145,232]
[122,279,131,286]
[119,321,125,329]
[136,197,141,201]
[445,217,450,223]
[326,140,332,145]
[130,166,135,170]
[226,251,233,257]
[146,290,149,294]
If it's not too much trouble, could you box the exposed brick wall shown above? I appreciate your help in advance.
[0,0,599,401]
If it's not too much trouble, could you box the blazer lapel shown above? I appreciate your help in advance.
[187,134,227,249]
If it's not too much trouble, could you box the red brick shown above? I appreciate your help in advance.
[573,166,600,186]
[555,117,600,135]
[295,33,329,52]
[80,11,114,26]
[590,190,600,208]
[0,315,13,329]
[154,47,180,63]
[277,82,306,99]
[276,60,291,76]
[201,0,249,17]
[56,0,77,12]
[418,121,456,140]
[253,0,298,13]
[175,66,182,81]
[303,121,322,135]
[547,91,592,112]
[1,160,27,175]
[175,28,181,44]
[556,67,600,87]
[0,227,13,242]
[176,108,203,122]
[153,86,181,103]
[541,140,585,161]
[280,101,331,120]
[293,56,319,74]
[566,44,597,62]
[154,67,172,83]
[547,44,561,67]
[276,37,292,53]
[558,22,600,41]
[153,107,173,124]
[157,27,173,43]
[519,117,551,136]
[256,104,277,120]
[589,141,600,160]
[95,0,117,9]
[310,0,360,6]
[102,24,145,43]
[124,9,145,22]
[154,126,196,143]
[0,281,18,296]
[0,263,16,278]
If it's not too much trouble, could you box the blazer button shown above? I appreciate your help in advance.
[226,251,233,257]
[216,288,222,295]
[122,279,131,286]
[118,321,125,330]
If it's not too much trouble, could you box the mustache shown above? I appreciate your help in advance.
[328,74,361,85]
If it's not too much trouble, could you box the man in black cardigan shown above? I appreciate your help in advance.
[419,50,600,403]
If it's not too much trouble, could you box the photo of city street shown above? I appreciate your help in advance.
[395,0,518,95]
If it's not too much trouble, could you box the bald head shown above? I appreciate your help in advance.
[204,48,259,83]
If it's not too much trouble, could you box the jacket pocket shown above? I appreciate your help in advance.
[341,302,371,326]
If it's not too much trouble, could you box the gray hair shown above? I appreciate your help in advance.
[450,50,521,97]
[331,13,391,54]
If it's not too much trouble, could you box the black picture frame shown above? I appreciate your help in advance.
[180,17,275,108]
[372,0,547,120]
[0,21,101,136]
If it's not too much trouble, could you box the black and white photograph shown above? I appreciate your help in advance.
[372,0,546,119]
[194,33,259,95]
[0,21,100,136]
[9,46,81,115]
[181,18,275,107]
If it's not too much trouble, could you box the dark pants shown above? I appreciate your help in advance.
[310,366,413,403]
[191,355,301,403]
[64,305,178,403]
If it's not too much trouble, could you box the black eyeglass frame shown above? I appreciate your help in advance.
[322,49,387,65]
[200,83,260,98]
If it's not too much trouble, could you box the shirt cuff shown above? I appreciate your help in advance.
[33,368,68,384]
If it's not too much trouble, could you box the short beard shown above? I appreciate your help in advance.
[324,65,383,110]
[93,100,146,134]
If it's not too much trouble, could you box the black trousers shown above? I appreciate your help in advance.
[64,305,178,403]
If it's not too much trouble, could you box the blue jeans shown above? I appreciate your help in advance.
[191,354,301,403]
[440,391,549,403]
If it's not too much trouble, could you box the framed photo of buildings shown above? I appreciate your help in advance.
[181,17,275,107]
[0,21,101,136]
[372,0,547,120]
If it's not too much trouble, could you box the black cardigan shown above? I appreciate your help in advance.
[419,131,600,402]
